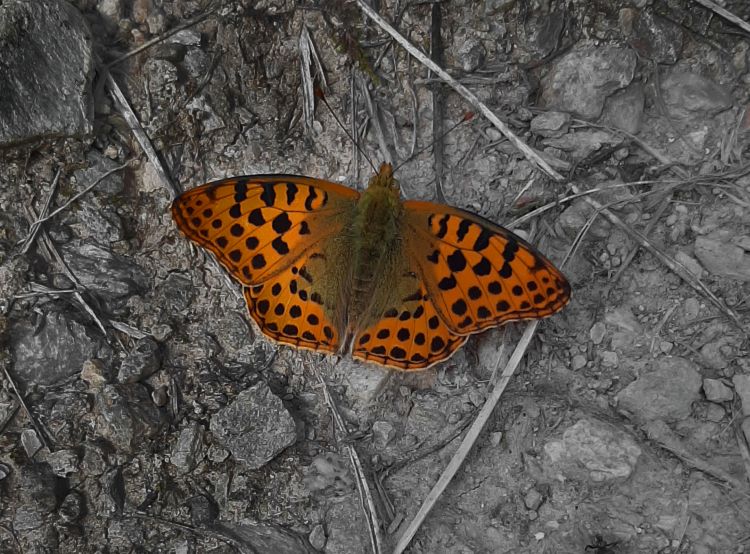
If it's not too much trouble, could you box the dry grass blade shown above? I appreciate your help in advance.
[430,2,447,204]
[106,74,179,197]
[571,185,746,333]
[355,0,563,182]
[19,168,60,254]
[314,368,385,554]
[392,321,539,554]
[693,0,750,34]
[644,420,750,496]
[1,357,51,451]
[299,26,322,136]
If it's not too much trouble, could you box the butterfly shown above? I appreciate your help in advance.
[171,163,570,370]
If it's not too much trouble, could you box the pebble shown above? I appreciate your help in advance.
[600,351,619,368]
[604,307,643,334]
[732,374,750,415]
[371,421,396,448]
[695,236,750,282]
[209,381,296,470]
[543,418,641,482]
[704,403,725,422]
[589,322,606,345]
[571,354,587,370]
[616,357,702,423]
[21,429,43,458]
[524,488,543,510]
[171,421,205,473]
[674,251,704,279]
[309,524,327,550]
[530,111,571,138]
[702,378,733,403]
[660,71,733,119]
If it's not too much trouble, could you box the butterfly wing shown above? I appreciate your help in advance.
[172,174,359,353]
[403,201,571,334]
[351,273,468,370]
[171,175,359,285]
[243,251,341,353]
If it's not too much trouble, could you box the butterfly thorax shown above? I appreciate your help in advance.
[340,163,409,335]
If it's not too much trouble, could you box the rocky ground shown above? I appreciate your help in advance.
[1,0,750,553]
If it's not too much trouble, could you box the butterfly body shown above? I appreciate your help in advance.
[172,163,570,370]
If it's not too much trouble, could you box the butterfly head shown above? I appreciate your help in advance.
[367,162,399,194]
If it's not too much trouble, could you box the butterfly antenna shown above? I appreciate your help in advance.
[315,87,377,173]
[392,112,475,174]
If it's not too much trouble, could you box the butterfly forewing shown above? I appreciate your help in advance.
[404,201,571,335]
[171,175,359,285]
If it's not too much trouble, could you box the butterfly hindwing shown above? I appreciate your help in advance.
[244,251,340,353]
[403,201,571,334]
[351,276,467,370]
[171,175,359,285]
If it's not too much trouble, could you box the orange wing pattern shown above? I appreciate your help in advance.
[244,252,341,353]
[351,276,467,370]
[404,201,570,335]
[171,175,358,285]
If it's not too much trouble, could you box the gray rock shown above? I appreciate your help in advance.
[172,421,204,473]
[107,518,145,549]
[742,417,750,445]
[616,357,702,423]
[323,493,369,554]
[309,524,326,550]
[117,337,162,383]
[10,310,111,387]
[540,44,636,119]
[72,151,125,196]
[93,383,165,453]
[599,83,645,134]
[60,241,148,300]
[0,0,93,146]
[543,418,642,482]
[694,237,750,282]
[371,420,395,448]
[660,71,733,120]
[589,322,606,345]
[96,0,123,31]
[45,449,78,477]
[630,10,684,64]
[543,129,620,158]
[187,494,219,526]
[21,429,43,458]
[524,488,543,511]
[732,374,750,415]
[703,378,733,403]
[530,111,570,138]
[604,307,643,334]
[456,38,486,72]
[209,381,296,470]
[674,250,704,280]
[58,491,85,523]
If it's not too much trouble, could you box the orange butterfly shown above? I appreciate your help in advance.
[171,163,570,370]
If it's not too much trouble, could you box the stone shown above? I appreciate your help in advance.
[702,378,733,403]
[45,449,78,477]
[589,322,606,345]
[0,0,93,146]
[92,383,165,453]
[456,37,486,72]
[616,357,702,423]
[599,83,645,134]
[371,421,396,449]
[117,337,162,383]
[58,491,85,523]
[524,488,543,511]
[629,10,683,64]
[60,241,148,300]
[543,418,642,482]
[674,250,704,280]
[171,421,204,473]
[660,72,733,120]
[530,111,570,138]
[209,381,296,470]
[540,44,636,119]
[732,374,750,415]
[21,429,43,458]
[694,237,750,282]
[604,307,643,334]
[10,309,112,387]
[309,524,327,550]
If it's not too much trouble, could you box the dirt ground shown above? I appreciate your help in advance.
[1,0,750,553]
